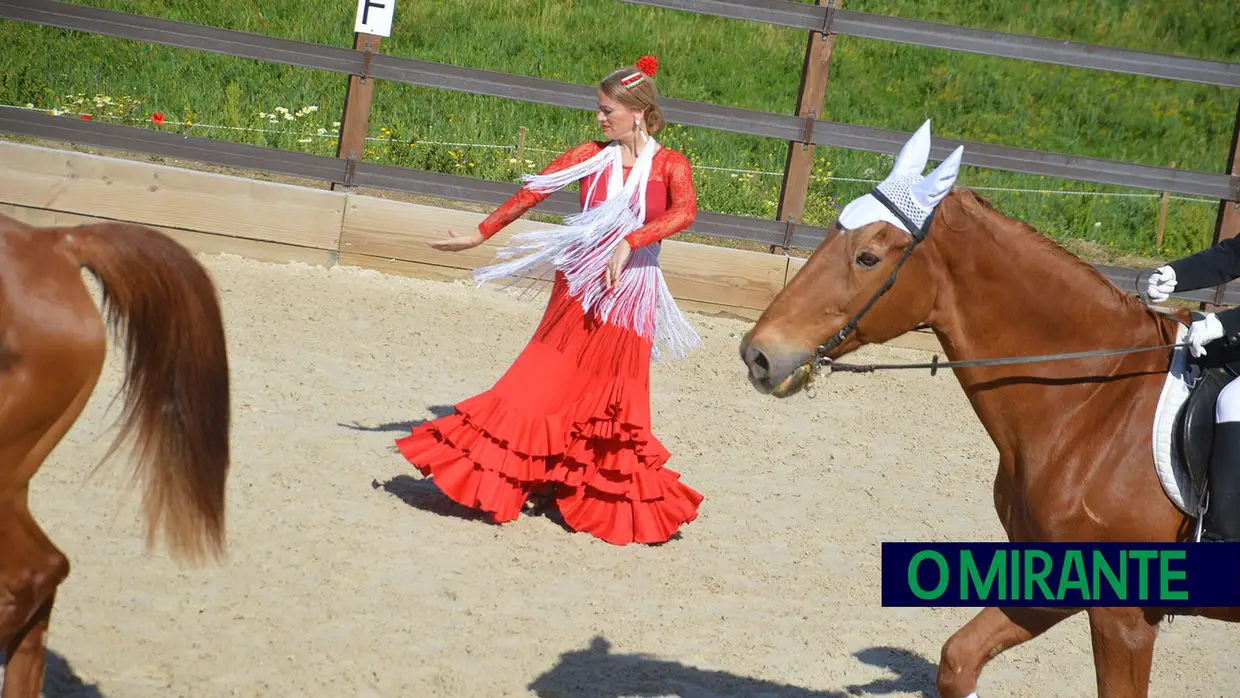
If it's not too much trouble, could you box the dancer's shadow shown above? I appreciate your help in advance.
[340,405,457,452]
[0,648,107,697]
[372,474,583,534]
[338,405,457,435]
[372,474,496,524]
[527,636,938,698]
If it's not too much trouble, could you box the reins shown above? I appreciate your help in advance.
[820,342,1191,376]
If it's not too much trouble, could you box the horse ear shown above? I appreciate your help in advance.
[887,120,933,181]
[912,145,963,209]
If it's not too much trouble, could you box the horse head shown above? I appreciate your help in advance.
[740,120,963,397]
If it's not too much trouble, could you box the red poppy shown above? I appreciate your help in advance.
[80,114,92,120]
[151,112,165,125]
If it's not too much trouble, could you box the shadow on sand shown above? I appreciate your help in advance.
[337,404,457,437]
[526,636,938,698]
[0,648,106,697]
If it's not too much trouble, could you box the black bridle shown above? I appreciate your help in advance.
[812,187,934,362]
[802,188,1187,393]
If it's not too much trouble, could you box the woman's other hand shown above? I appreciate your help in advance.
[430,230,486,252]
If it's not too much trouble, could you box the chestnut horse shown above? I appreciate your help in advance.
[738,184,1240,695]
[0,213,231,698]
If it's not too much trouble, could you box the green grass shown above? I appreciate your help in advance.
[1,0,1237,262]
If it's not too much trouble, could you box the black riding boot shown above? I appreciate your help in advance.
[1202,421,1240,542]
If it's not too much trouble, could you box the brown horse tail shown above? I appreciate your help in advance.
[61,222,230,565]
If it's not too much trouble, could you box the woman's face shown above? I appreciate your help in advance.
[596,89,643,140]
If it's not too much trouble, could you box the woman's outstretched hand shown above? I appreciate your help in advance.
[430,230,486,252]
[605,239,632,289]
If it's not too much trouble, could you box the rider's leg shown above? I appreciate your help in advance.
[1205,379,1240,541]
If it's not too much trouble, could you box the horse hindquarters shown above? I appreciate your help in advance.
[0,240,108,698]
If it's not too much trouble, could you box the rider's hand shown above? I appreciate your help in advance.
[1146,265,1177,302]
[430,230,486,252]
[1187,313,1225,358]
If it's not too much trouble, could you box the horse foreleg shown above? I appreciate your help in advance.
[936,606,1080,698]
[1086,607,1161,698]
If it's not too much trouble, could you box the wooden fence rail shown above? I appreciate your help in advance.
[6,107,1239,307]
[620,0,1240,87]
[2,0,1235,200]
[1,0,1238,302]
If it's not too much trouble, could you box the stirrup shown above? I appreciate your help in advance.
[1194,492,1208,543]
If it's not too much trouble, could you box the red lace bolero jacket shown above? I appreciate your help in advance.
[476,140,698,249]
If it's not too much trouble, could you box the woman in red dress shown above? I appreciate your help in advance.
[395,56,705,546]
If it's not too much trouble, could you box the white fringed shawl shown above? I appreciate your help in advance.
[472,138,702,361]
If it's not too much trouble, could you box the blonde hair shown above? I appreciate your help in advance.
[599,66,665,136]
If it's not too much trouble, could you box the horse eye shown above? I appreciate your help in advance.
[856,251,880,268]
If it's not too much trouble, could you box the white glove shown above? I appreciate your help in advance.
[1146,265,1176,302]
[1187,313,1225,357]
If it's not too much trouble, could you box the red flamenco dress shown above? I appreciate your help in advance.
[395,139,705,545]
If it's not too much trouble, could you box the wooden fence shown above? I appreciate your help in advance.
[1,0,1238,305]
[0,139,796,324]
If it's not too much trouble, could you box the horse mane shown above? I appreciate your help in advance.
[939,188,1164,320]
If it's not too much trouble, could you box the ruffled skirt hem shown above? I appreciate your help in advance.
[394,375,702,545]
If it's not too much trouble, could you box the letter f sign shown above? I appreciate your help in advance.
[355,0,396,37]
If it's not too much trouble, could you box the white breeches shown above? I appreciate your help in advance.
[1218,379,1240,424]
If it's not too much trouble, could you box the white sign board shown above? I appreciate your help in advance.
[355,0,395,37]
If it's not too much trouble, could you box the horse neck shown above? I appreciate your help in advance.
[925,193,1179,443]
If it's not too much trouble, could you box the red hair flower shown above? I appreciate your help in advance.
[635,55,658,77]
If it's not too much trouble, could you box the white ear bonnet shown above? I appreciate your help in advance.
[836,120,964,239]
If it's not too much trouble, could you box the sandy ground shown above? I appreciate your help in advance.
[5,252,1237,697]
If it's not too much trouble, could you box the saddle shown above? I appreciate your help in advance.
[1173,361,1240,516]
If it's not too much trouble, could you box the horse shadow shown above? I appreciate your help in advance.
[527,636,938,698]
[0,648,106,697]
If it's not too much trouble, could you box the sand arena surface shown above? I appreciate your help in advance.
[7,253,1237,697]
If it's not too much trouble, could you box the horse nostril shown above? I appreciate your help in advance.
[753,351,770,372]
[744,346,771,377]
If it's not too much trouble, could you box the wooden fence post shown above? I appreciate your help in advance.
[332,0,396,192]
[771,0,841,255]
[1155,161,1175,252]
[332,32,381,192]
[1206,98,1240,309]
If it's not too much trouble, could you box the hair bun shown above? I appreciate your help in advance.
[636,55,659,77]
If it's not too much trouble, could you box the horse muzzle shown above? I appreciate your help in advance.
[740,339,818,398]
